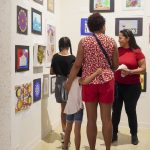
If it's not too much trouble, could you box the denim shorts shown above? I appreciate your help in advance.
[66,109,83,122]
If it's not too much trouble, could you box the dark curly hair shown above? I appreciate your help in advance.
[87,13,105,33]
[59,37,72,54]
[120,29,140,50]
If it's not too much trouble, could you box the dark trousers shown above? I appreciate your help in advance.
[112,82,141,135]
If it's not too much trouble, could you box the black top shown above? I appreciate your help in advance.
[51,53,75,77]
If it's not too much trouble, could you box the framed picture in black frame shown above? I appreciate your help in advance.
[115,18,143,36]
[15,45,29,72]
[51,76,56,94]
[31,8,42,35]
[89,0,114,13]
[33,0,43,5]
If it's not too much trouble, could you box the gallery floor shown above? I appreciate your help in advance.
[33,124,150,150]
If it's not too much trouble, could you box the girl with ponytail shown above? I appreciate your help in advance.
[50,37,75,143]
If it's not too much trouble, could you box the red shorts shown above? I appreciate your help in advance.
[82,79,114,104]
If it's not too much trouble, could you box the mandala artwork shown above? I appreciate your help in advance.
[33,78,41,102]
[17,6,28,34]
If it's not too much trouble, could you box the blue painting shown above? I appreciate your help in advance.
[33,78,41,102]
[80,18,92,36]
[32,8,42,35]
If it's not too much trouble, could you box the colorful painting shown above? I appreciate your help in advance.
[31,8,42,35]
[140,73,146,92]
[33,78,41,102]
[43,74,50,98]
[33,0,43,5]
[122,0,144,10]
[47,0,54,13]
[51,76,56,94]
[115,18,143,36]
[17,6,28,35]
[15,45,29,72]
[81,18,92,36]
[90,0,114,12]
[46,24,56,67]
[34,44,46,67]
[15,82,32,113]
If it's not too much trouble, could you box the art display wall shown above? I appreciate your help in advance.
[10,0,61,150]
[1,0,150,150]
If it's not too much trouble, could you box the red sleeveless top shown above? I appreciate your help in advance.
[81,33,115,84]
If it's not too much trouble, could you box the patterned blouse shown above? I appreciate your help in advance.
[81,33,115,84]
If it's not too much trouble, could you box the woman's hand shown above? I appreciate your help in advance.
[95,68,102,75]
[121,68,132,77]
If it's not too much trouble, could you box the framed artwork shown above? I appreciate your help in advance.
[33,78,41,102]
[31,8,42,35]
[140,73,147,92]
[33,0,43,5]
[90,0,114,12]
[46,24,56,66]
[43,74,50,98]
[51,76,56,94]
[15,45,29,72]
[122,0,144,10]
[17,6,28,35]
[80,18,92,36]
[34,44,46,67]
[15,83,32,113]
[47,0,54,13]
[115,18,143,36]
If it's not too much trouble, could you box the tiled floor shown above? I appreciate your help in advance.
[33,124,150,150]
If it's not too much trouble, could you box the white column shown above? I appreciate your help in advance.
[0,0,12,150]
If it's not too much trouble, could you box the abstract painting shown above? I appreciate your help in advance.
[15,45,29,72]
[34,44,46,67]
[47,0,54,13]
[115,18,143,36]
[15,82,32,113]
[43,74,49,98]
[140,73,146,92]
[31,8,42,35]
[90,0,114,12]
[46,24,56,66]
[17,6,28,35]
[33,78,41,102]
[122,0,144,10]
[33,0,43,5]
[81,18,92,36]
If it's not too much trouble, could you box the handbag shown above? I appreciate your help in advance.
[93,34,113,70]
[55,75,68,103]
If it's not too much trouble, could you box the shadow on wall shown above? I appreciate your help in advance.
[41,98,52,138]
[97,131,131,146]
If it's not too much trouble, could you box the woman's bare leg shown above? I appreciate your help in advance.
[85,102,98,150]
[100,103,112,150]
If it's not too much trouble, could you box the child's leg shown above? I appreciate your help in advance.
[63,114,74,149]
[74,109,83,150]
[74,121,82,150]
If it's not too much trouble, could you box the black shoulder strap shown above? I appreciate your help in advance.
[93,34,113,70]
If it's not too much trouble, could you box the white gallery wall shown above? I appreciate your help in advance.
[60,0,150,128]
[0,0,150,150]
[10,0,62,150]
